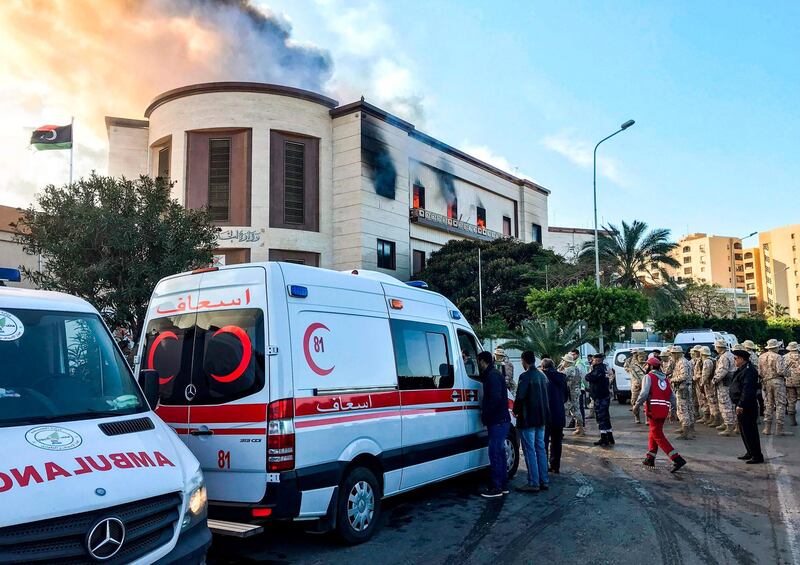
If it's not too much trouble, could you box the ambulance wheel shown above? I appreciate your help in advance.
[505,427,520,480]
[335,467,381,545]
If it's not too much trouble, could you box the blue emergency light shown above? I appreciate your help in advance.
[288,285,309,298]
[0,268,21,282]
[405,280,429,289]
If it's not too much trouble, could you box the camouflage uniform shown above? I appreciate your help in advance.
[497,359,515,394]
[702,355,717,424]
[691,350,707,420]
[784,348,800,425]
[627,352,647,423]
[759,348,787,434]
[713,350,736,432]
[661,356,674,379]
[670,355,695,438]
[564,363,584,434]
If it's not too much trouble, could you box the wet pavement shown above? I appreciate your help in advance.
[207,402,800,564]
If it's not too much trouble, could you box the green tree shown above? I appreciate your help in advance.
[473,314,509,342]
[580,220,680,288]
[421,238,563,328]
[526,281,651,349]
[15,173,218,338]
[680,282,735,318]
[766,301,790,318]
[500,318,589,364]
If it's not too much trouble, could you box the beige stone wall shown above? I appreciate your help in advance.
[759,225,800,318]
[147,91,335,266]
[106,123,149,178]
[0,232,39,288]
[547,229,596,261]
[669,233,744,290]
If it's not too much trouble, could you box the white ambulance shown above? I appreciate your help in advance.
[0,286,211,564]
[137,262,520,544]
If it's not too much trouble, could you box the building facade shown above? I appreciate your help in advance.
[107,82,550,281]
[546,226,610,262]
[742,246,764,313]
[759,224,800,318]
[667,233,746,290]
[0,205,38,288]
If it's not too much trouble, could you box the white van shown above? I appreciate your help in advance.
[0,287,211,564]
[137,262,520,544]
[610,347,663,404]
[673,329,737,353]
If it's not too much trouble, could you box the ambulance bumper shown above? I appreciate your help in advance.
[208,470,304,522]
[155,518,212,565]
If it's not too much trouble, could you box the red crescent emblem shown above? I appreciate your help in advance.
[148,331,178,385]
[209,325,253,383]
[303,323,334,376]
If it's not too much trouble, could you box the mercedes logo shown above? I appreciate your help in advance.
[86,517,125,560]
[185,383,197,402]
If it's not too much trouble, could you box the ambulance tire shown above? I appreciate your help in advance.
[335,466,382,545]
[506,427,520,480]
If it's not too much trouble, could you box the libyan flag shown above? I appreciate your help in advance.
[30,124,72,150]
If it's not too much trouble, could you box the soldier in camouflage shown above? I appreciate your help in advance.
[669,345,695,439]
[784,342,800,427]
[690,345,708,423]
[561,353,585,436]
[659,349,674,379]
[625,349,647,424]
[494,347,516,394]
[712,339,736,436]
[701,346,718,427]
[759,339,789,436]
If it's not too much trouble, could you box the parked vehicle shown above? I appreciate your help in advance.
[673,329,737,353]
[0,287,210,564]
[610,347,664,404]
[137,263,520,544]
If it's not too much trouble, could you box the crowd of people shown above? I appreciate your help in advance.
[475,338,800,497]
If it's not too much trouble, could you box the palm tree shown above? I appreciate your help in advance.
[500,318,589,365]
[580,220,680,289]
[766,301,790,318]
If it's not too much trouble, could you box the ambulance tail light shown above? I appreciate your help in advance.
[267,398,295,472]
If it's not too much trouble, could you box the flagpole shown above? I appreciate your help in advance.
[68,116,74,185]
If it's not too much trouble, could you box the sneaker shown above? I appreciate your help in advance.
[481,488,503,498]
[501,487,510,495]
[515,484,540,493]
[539,483,550,491]
[670,456,687,473]
[642,457,655,467]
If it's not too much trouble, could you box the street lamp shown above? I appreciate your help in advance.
[593,119,635,354]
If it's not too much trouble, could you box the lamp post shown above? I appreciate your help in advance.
[593,119,635,354]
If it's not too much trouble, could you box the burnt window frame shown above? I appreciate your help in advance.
[476,207,486,228]
[413,185,426,209]
[447,199,458,220]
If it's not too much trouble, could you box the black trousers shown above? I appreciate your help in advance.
[738,405,762,459]
[545,424,564,471]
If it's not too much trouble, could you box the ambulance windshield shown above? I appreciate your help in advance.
[0,309,146,427]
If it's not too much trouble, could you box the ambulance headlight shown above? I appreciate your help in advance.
[182,468,207,531]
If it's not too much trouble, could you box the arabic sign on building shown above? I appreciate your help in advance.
[409,208,507,241]
[217,229,264,246]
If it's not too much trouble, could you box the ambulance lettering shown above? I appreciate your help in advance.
[303,322,334,376]
[0,451,175,493]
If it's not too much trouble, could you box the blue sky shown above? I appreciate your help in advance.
[269,0,799,241]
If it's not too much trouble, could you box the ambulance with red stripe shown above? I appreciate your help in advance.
[138,262,520,543]
[0,286,210,564]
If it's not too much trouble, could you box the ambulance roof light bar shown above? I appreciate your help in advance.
[0,267,21,284]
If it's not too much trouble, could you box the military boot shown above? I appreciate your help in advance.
[733,422,740,434]
[790,414,798,427]
[572,424,585,437]
[762,423,772,435]
[688,423,696,439]
[718,424,735,437]
[593,433,608,446]
[777,424,791,436]
[706,414,719,428]
[716,418,728,431]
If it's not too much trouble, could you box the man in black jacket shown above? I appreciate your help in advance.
[542,358,569,474]
[586,353,614,446]
[476,351,513,497]
[730,349,763,464]
[513,351,550,493]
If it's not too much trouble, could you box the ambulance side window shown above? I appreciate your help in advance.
[390,320,454,390]
[457,330,481,379]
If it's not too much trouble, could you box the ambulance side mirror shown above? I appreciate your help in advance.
[138,369,160,409]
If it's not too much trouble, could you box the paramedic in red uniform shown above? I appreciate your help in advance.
[632,357,688,473]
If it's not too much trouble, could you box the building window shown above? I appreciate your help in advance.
[684,267,692,275]
[186,129,251,226]
[412,250,426,276]
[745,252,753,259]
[157,145,170,181]
[270,131,319,231]
[283,141,305,225]
[377,239,396,270]
[735,253,743,261]
[477,206,486,228]
[683,256,692,264]
[413,185,425,209]
[532,223,542,244]
[447,199,458,220]
[699,245,706,253]
[701,266,705,272]
[502,216,512,236]
[683,246,691,253]
[208,138,232,222]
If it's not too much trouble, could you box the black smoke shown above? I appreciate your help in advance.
[362,119,397,199]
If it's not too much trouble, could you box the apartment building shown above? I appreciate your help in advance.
[759,224,800,318]
[106,82,550,281]
[742,247,764,312]
[668,233,746,291]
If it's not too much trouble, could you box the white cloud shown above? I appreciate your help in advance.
[541,131,627,186]
[461,142,541,185]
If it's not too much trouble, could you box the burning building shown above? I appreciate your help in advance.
[106,81,550,279]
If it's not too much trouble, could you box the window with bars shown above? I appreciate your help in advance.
[208,138,231,221]
[283,141,305,224]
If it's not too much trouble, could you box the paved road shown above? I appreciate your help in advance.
[208,402,800,564]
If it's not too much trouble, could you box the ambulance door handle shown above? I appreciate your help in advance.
[190,427,214,437]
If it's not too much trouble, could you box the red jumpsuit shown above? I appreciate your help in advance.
[644,372,681,462]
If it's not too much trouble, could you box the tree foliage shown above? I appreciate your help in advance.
[15,174,218,338]
[765,317,800,344]
[525,281,650,347]
[420,238,563,329]
[579,220,679,288]
[500,318,590,364]
[473,314,509,342]
[679,282,735,318]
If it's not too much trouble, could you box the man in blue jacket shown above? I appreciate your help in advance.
[586,353,614,446]
[476,350,512,498]
[542,358,569,474]
[513,351,550,493]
